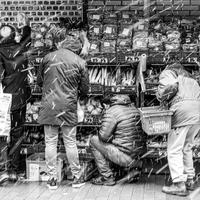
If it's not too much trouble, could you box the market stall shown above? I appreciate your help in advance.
[0,0,200,182]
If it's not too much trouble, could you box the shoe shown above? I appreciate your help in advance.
[47,178,58,190]
[8,172,17,182]
[186,179,195,191]
[162,182,187,196]
[0,173,9,186]
[72,177,85,188]
[91,175,115,186]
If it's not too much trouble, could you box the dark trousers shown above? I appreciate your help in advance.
[8,106,26,173]
[90,135,136,178]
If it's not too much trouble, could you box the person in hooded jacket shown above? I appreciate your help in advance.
[0,25,31,184]
[156,62,200,196]
[37,33,89,190]
[90,94,145,186]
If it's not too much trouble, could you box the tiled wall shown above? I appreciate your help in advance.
[0,0,82,26]
[88,0,200,20]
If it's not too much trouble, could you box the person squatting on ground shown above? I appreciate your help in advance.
[0,24,31,183]
[90,94,146,186]
[156,62,200,196]
[37,31,89,190]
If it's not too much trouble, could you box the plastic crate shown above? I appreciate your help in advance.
[138,106,173,135]
[89,84,103,94]
[26,153,64,182]
[88,53,116,64]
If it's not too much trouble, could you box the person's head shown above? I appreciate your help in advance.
[17,12,30,26]
[0,25,16,44]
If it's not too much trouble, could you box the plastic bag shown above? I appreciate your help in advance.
[77,100,84,123]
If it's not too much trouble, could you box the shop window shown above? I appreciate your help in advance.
[10,17,15,21]
[44,1,49,5]
[56,1,62,5]
[13,1,18,5]
[53,17,58,21]
[33,6,39,10]
[0,12,6,16]
[50,1,56,5]
[69,12,74,16]
[62,12,68,16]
[56,12,61,15]
[4,7,8,10]
[34,17,40,22]
[53,6,58,10]
[50,12,55,16]
[7,12,12,16]
[47,6,52,10]
[16,7,22,11]
[28,6,33,10]
[38,12,43,16]
[4,17,9,21]
[75,12,80,15]
[22,6,27,11]
[41,6,45,10]
[65,6,71,10]
[38,1,43,4]
[41,17,45,21]
[25,12,30,15]
[72,6,77,10]
[60,6,64,10]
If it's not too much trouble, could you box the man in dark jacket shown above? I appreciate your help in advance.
[0,25,31,183]
[90,95,145,186]
[37,34,89,189]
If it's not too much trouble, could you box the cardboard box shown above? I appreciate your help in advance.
[26,153,64,182]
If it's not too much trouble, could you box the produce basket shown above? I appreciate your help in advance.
[138,106,173,135]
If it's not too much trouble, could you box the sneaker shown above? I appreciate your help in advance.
[72,177,85,188]
[8,172,17,182]
[91,175,115,186]
[186,179,195,191]
[47,178,58,190]
[0,173,9,186]
[162,182,187,196]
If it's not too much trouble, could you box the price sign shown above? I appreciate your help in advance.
[29,163,39,181]
[84,116,93,124]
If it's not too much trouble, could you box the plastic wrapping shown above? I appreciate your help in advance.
[102,24,117,40]
[89,40,100,55]
[132,31,148,51]
[118,25,133,39]
[103,12,118,25]
[117,38,132,52]
[101,40,116,54]
[88,23,103,40]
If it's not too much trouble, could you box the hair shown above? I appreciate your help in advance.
[0,25,16,44]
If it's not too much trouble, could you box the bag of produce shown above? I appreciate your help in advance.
[101,40,116,54]
[119,12,138,25]
[132,31,148,50]
[88,12,103,25]
[88,23,103,40]
[103,12,118,25]
[89,40,100,55]
[102,24,117,40]
[117,38,132,52]
[148,32,163,51]
[118,25,133,39]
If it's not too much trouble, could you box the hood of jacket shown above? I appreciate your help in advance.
[110,95,131,106]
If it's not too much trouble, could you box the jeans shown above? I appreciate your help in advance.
[44,125,81,180]
[90,135,137,178]
[167,124,200,183]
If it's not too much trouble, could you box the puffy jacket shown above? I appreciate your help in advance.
[0,41,30,111]
[157,63,200,128]
[37,48,89,126]
[99,95,144,155]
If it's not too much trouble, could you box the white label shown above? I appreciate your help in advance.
[94,27,99,34]
[123,14,129,19]
[93,15,100,20]
[104,42,110,47]
[137,41,143,46]
[29,163,39,181]
[120,41,126,46]
[105,27,112,34]
[122,28,130,36]
[91,44,97,49]
[138,24,144,30]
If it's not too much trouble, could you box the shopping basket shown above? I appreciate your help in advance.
[138,106,173,135]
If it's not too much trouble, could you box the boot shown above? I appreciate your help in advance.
[162,182,187,196]
[186,179,195,191]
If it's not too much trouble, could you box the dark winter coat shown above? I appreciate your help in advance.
[99,95,144,155]
[37,48,89,126]
[157,63,200,128]
[0,41,30,111]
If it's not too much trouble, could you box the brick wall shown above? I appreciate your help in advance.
[87,0,200,20]
[0,0,82,26]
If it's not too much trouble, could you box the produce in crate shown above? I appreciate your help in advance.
[103,12,118,25]
[132,31,148,50]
